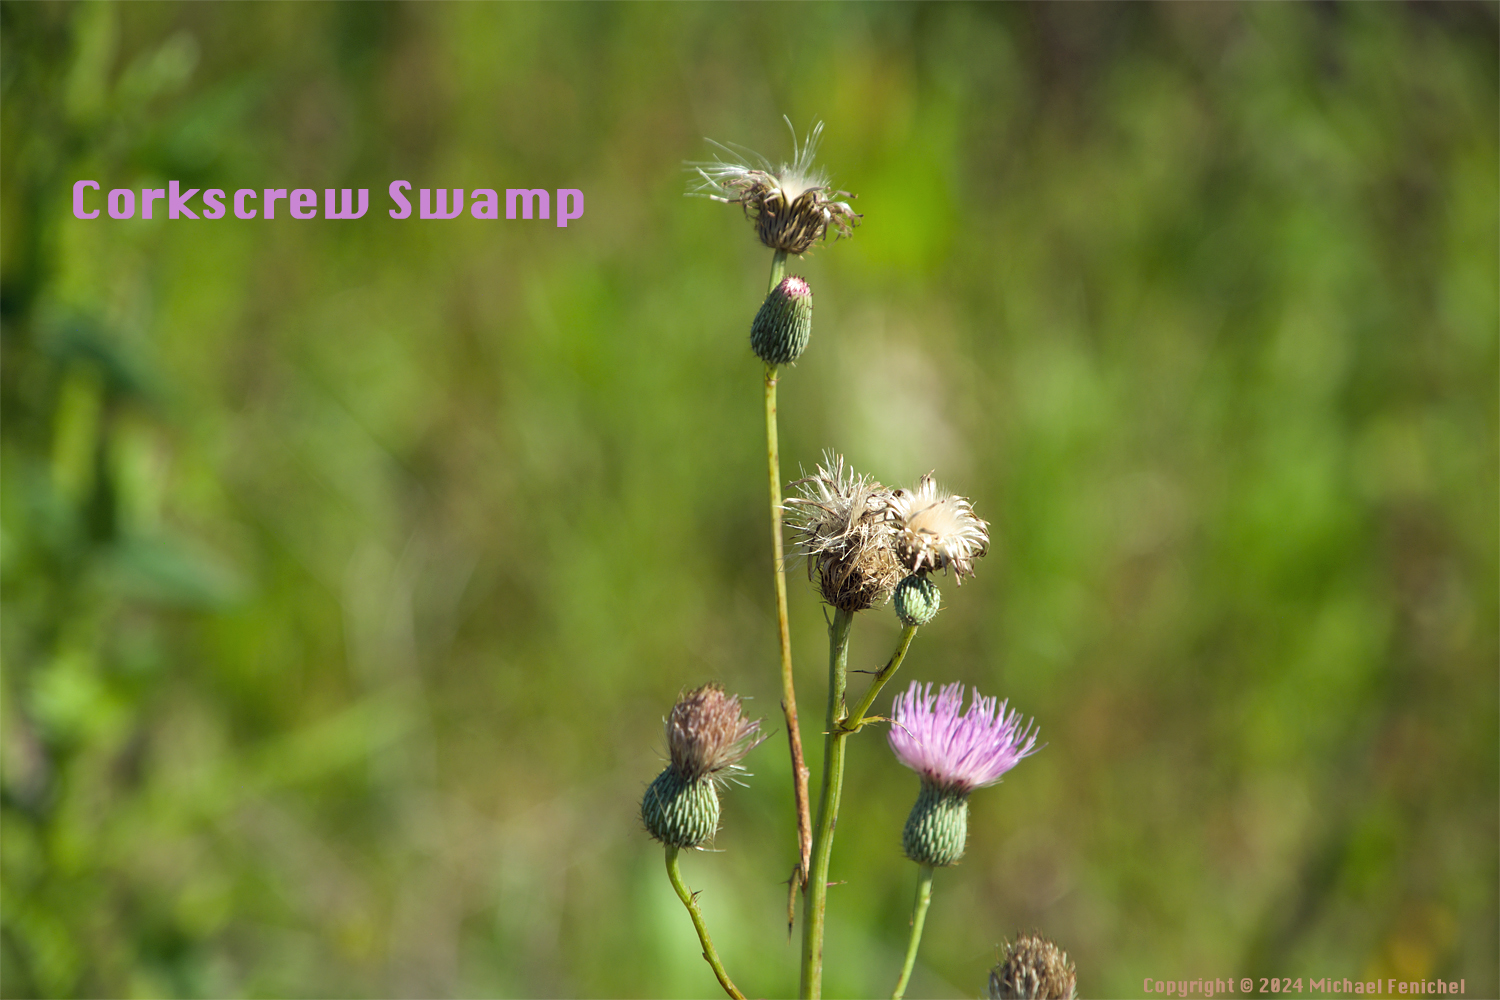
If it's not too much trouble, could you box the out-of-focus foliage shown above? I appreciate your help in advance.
[2,3,1495,997]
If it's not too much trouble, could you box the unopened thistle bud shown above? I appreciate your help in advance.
[988,932,1078,1000]
[894,574,941,627]
[889,682,1040,867]
[641,684,765,849]
[751,275,813,365]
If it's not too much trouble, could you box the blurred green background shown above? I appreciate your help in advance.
[2,3,1496,997]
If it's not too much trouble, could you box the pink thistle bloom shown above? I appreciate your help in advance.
[888,681,1040,795]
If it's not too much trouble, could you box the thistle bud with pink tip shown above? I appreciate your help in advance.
[751,275,814,365]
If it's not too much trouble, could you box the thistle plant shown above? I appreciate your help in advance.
[653,117,1068,1000]
[689,119,863,914]
[642,685,766,999]
[888,682,1040,999]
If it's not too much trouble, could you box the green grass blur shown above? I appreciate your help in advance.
[2,3,1496,997]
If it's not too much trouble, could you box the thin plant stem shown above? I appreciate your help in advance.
[768,249,788,292]
[842,624,919,733]
[665,846,747,1000]
[762,249,812,908]
[800,606,854,999]
[891,865,935,1000]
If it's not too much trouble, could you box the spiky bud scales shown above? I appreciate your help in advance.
[894,574,942,626]
[642,767,721,848]
[639,684,765,849]
[751,275,813,365]
[902,781,970,867]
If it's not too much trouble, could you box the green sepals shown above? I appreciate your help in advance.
[902,781,969,867]
[642,767,720,848]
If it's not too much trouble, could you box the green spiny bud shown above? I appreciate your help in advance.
[894,574,941,627]
[642,767,720,848]
[902,781,969,867]
[751,275,813,365]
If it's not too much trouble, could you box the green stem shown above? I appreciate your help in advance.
[763,249,811,910]
[800,607,854,999]
[891,865,935,1000]
[768,249,788,292]
[665,846,746,1000]
[842,624,919,733]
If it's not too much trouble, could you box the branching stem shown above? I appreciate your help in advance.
[800,606,854,998]
[842,624,919,733]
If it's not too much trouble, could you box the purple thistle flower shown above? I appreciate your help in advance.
[888,681,1039,795]
[890,681,1040,867]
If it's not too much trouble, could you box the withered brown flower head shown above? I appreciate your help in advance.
[690,118,862,255]
[785,452,905,613]
[666,684,766,783]
[889,474,990,583]
[987,932,1078,1000]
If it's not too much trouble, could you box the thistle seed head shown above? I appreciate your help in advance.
[889,474,990,582]
[784,452,905,613]
[751,275,814,365]
[665,683,766,784]
[689,117,862,255]
[988,933,1078,1000]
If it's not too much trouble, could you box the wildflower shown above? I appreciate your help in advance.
[785,452,905,613]
[642,684,766,848]
[888,681,1039,867]
[751,274,813,365]
[988,932,1078,1000]
[690,117,861,255]
[889,474,990,582]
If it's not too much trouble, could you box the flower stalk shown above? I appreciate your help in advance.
[841,623,918,734]
[799,606,853,998]
[891,865,934,1000]
[665,846,747,1000]
[761,248,813,909]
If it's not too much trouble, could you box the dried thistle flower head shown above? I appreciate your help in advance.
[689,117,862,255]
[988,932,1078,1000]
[785,452,905,613]
[665,684,766,784]
[889,474,990,582]
[642,684,766,849]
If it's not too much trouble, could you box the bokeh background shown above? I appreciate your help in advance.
[2,3,1496,998]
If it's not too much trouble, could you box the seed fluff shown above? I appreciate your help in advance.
[689,117,862,255]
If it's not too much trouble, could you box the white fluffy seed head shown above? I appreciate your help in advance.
[889,474,990,582]
[688,118,862,255]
